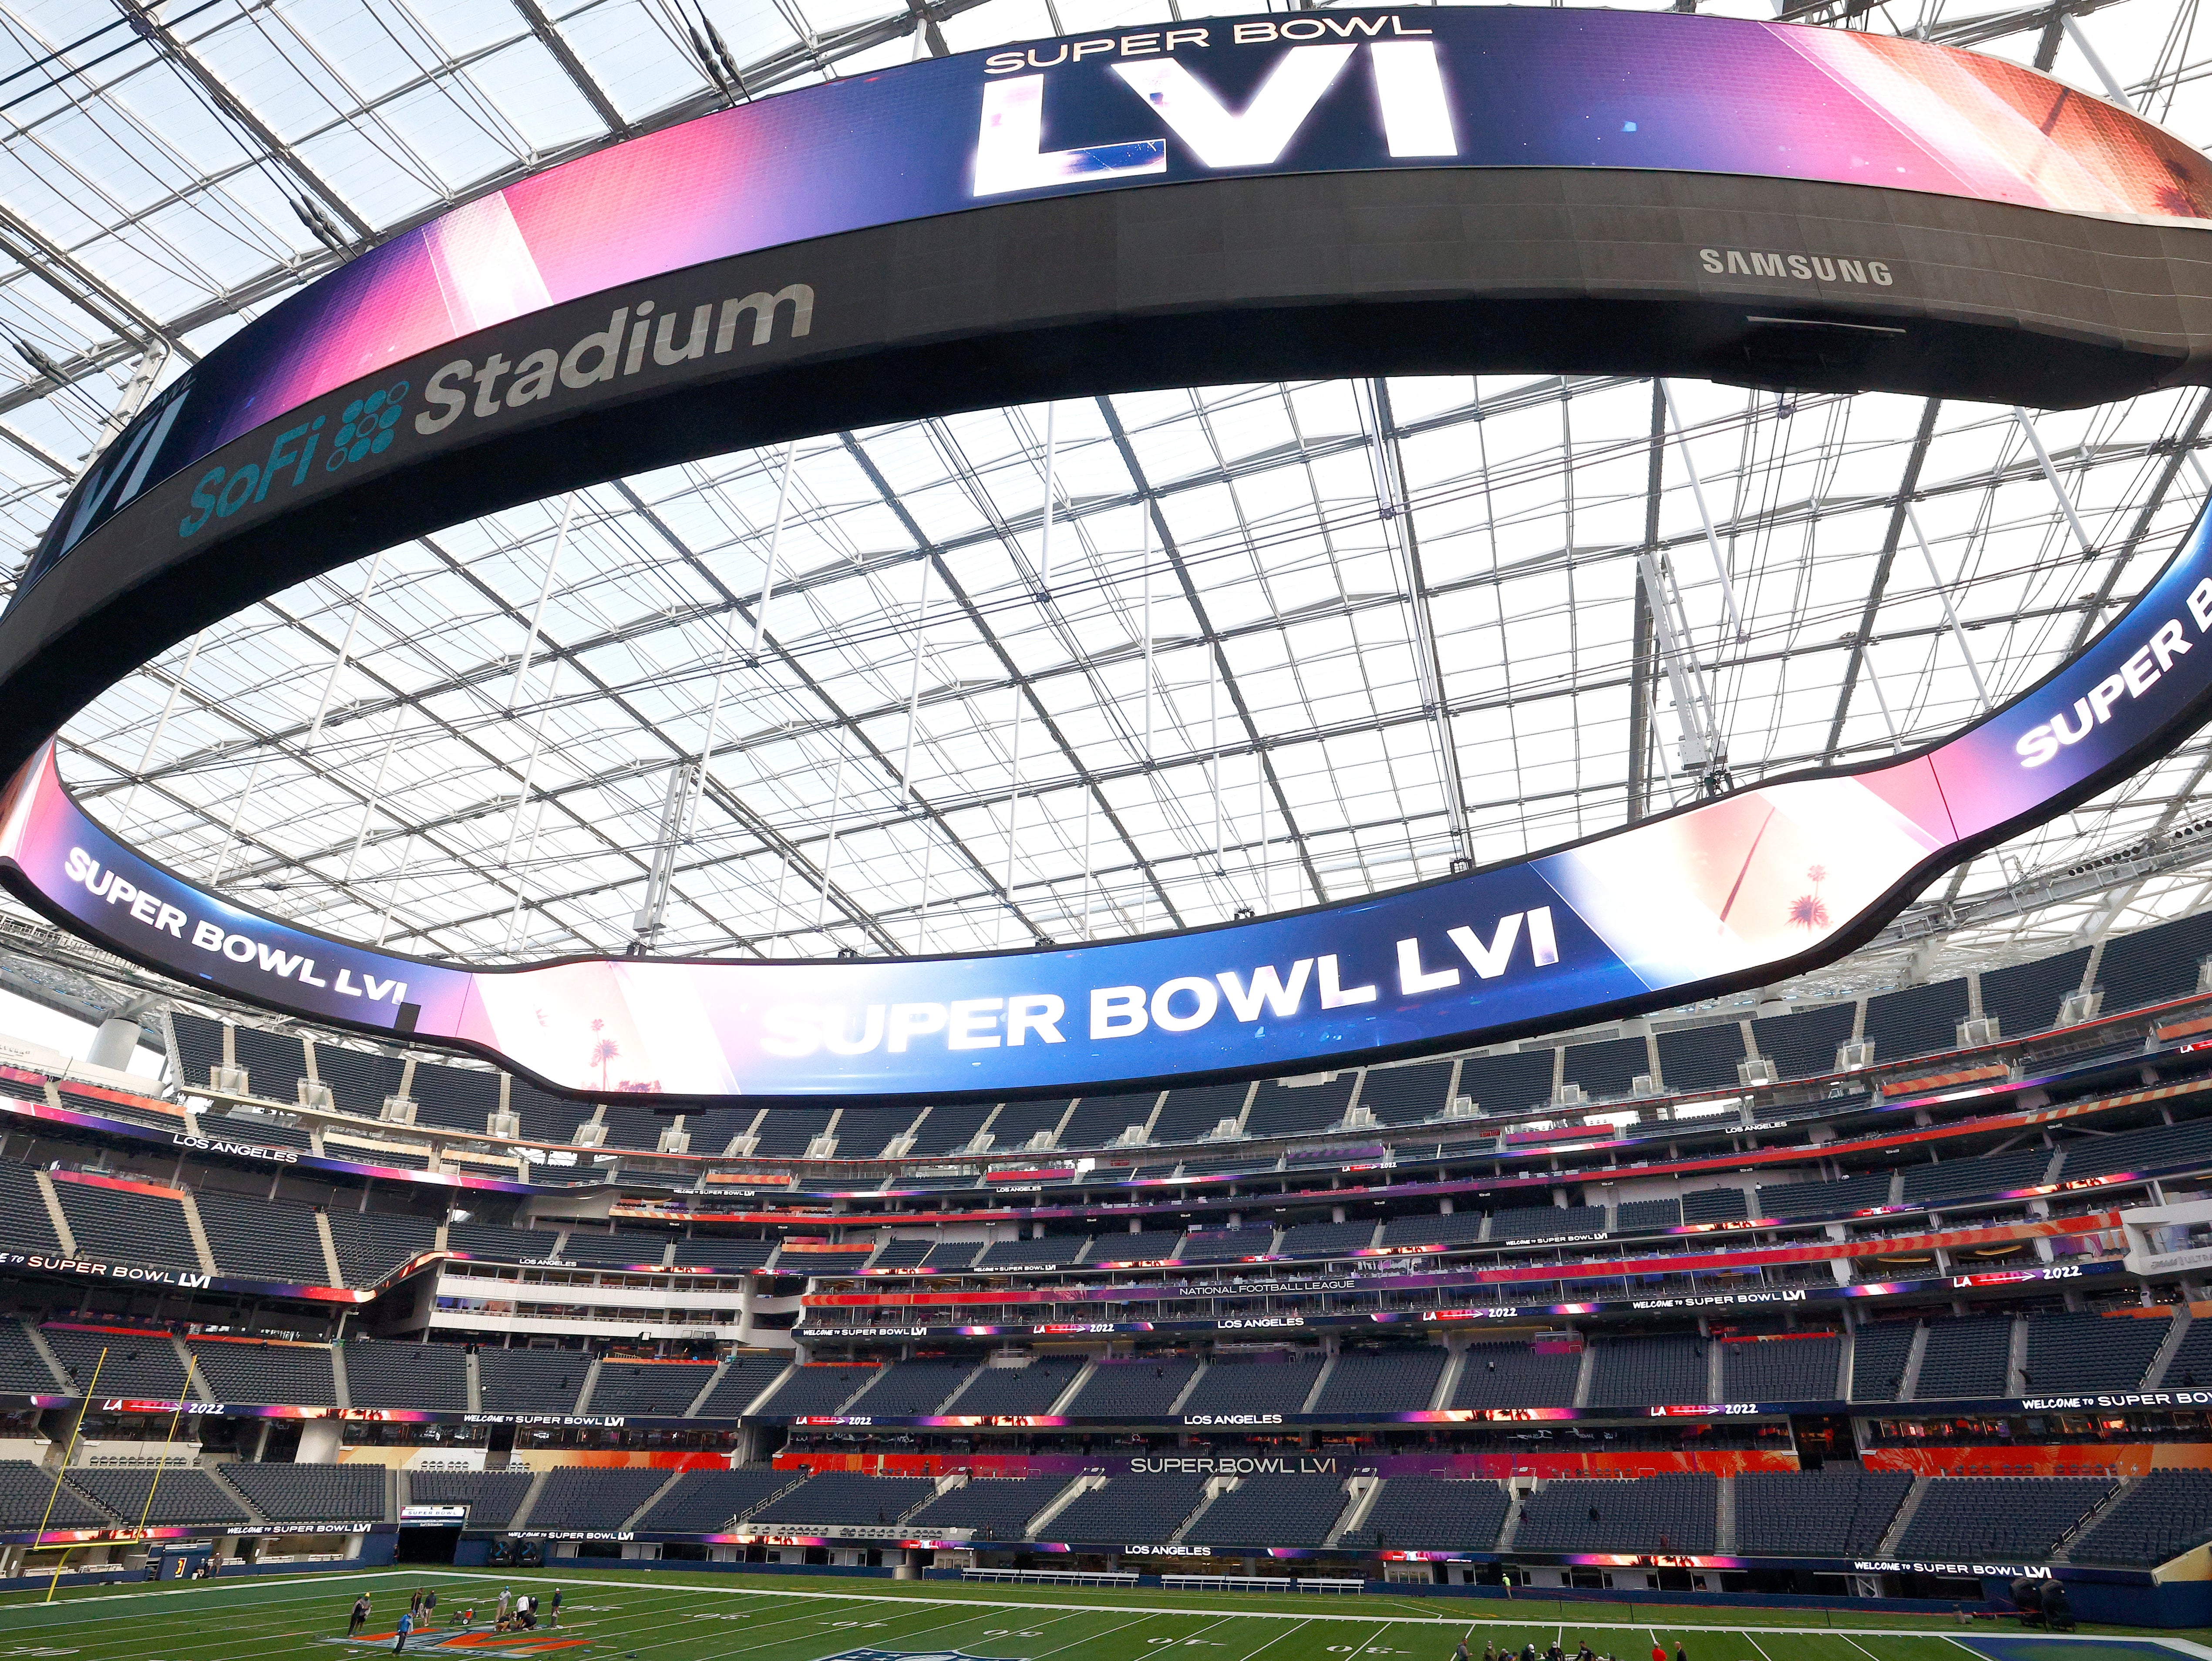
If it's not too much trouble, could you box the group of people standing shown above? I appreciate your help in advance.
[345,1585,562,1649]
[1461,1636,1690,1661]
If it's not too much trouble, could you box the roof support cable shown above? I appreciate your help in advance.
[2012,406,2098,557]
[1034,401,1059,603]
[204,753,266,889]
[119,630,201,827]
[749,441,800,663]
[814,748,852,936]
[1858,644,1907,754]
[2062,13,2136,104]
[1903,503,1993,712]
[375,833,417,950]
[305,550,387,748]
[896,556,936,801]
[1659,380,1751,642]
[997,687,1027,947]
[338,715,403,888]
[630,758,700,953]
[510,494,577,710]
[1140,504,1157,760]
[499,659,564,868]
[1636,548,1731,797]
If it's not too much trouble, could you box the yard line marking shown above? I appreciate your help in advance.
[1741,1631,1776,1661]
[1836,1633,1884,1661]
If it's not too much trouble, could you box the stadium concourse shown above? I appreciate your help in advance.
[19,0,2212,1640]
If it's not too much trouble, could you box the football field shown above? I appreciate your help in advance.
[0,1569,2200,1661]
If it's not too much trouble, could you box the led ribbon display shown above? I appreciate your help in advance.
[4,8,2212,1102]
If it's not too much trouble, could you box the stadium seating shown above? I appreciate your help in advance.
[1063,1357,1196,1416]
[0,1321,57,1394]
[956,1358,1083,1415]
[1454,1343,1581,1408]
[1721,1335,1841,1401]
[1894,1476,2114,1560]
[193,1189,329,1284]
[693,1354,795,1417]
[0,1164,62,1256]
[345,1340,468,1410]
[222,1462,384,1521]
[588,1361,716,1415]
[1514,1476,1717,1554]
[1178,1355,1323,1416]
[1340,1477,1511,1551]
[1912,1317,2013,1399]
[52,1178,201,1274]
[2067,1471,2212,1567]
[755,1365,877,1415]
[905,1476,1070,1539]
[409,1471,533,1529]
[1851,1323,1917,1401]
[325,1210,438,1286]
[0,1459,110,1528]
[188,1340,336,1406]
[753,1472,936,1526]
[1586,1335,1707,1407]
[1186,1473,1347,1547]
[477,1348,586,1414]
[528,1468,672,1529]
[634,1468,797,1530]
[1311,1348,1445,1414]
[2019,1311,2170,1394]
[1047,1475,1209,1543]
[1733,1472,1912,1557]
[44,1327,190,1400]
[846,1358,975,1415]
[67,1467,247,1526]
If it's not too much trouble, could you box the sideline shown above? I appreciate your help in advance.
[407,1571,2210,1645]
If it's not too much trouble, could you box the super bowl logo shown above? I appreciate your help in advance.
[325,381,412,472]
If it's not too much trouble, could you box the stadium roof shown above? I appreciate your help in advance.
[5,0,2212,1033]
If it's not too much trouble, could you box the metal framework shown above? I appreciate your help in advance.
[3,0,2212,1038]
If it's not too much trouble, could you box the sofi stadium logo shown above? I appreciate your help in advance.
[975,20,1453,196]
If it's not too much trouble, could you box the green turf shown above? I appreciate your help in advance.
[0,1566,2200,1661]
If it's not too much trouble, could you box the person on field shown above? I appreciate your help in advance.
[349,1595,371,1637]
[549,1589,563,1629]
[423,1590,438,1627]
[394,1610,413,1654]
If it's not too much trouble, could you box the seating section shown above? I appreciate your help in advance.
[589,1361,716,1415]
[326,1210,438,1286]
[44,1327,190,1400]
[1048,1474,1208,1543]
[906,1476,1071,1539]
[1086,1231,1185,1264]
[1981,948,2090,1038]
[344,1340,468,1410]
[409,1470,532,1529]
[2058,1118,2212,1184]
[1681,1187,1750,1224]
[67,1467,246,1526]
[1340,1477,1511,1551]
[0,1164,63,1254]
[635,1468,796,1530]
[1722,1335,1840,1402]
[1901,1148,2054,1206]
[754,1472,936,1526]
[193,1189,330,1284]
[1188,1473,1346,1547]
[1454,1343,1581,1408]
[1359,1061,1454,1124]
[1246,1078,1353,1138]
[956,1357,1083,1416]
[0,1321,57,1393]
[527,1467,672,1529]
[1734,1472,1913,1557]
[756,1365,877,1415]
[847,1358,975,1415]
[1852,1323,1917,1402]
[1179,1356,1323,1416]
[1913,1317,2013,1400]
[52,1177,201,1274]
[1864,980,1971,1063]
[1279,1221,1380,1260]
[478,1348,586,1414]
[1751,1003,1855,1080]
[2020,1311,2170,1394]
[1894,1476,2114,1560]
[2167,1320,2212,1389]
[1312,1348,1445,1414]
[1515,1475,1718,1554]
[1588,1335,1707,1407]
[693,1355,793,1417]
[1064,1357,1196,1416]
[0,1459,109,1528]
[189,1341,336,1406]
[1493,1205,1607,1241]
[2067,1471,2212,1567]
[1756,1174,1893,1219]
[223,1462,384,1521]
[673,1237,775,1272]
[1654,1023,1745,1095]
[2094,906,2212,1013]
[1615,1199,1681,1233]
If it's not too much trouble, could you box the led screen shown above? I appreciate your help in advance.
[26,7,2212,593]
